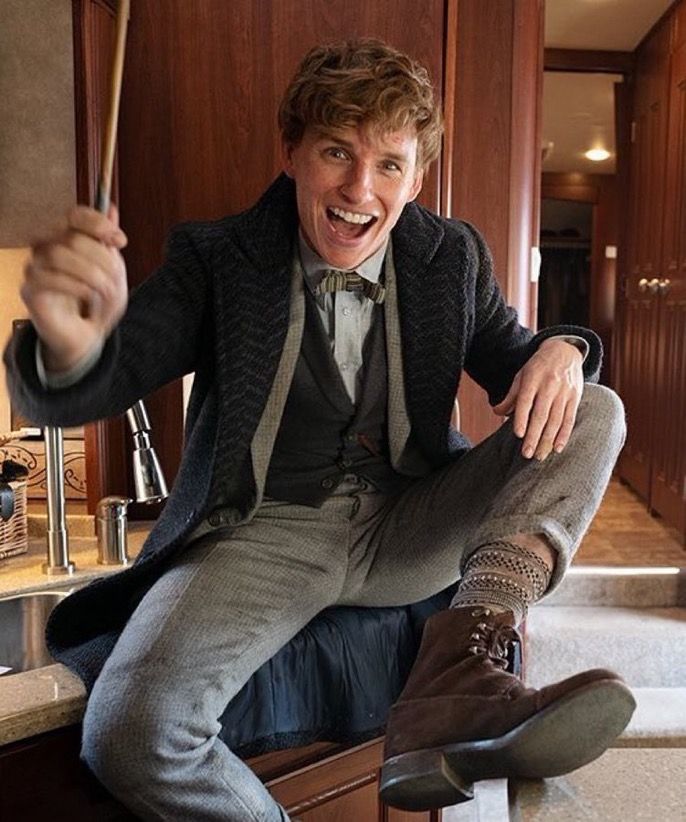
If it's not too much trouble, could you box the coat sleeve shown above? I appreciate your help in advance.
[461,222,602,406]
[3,225,212,428]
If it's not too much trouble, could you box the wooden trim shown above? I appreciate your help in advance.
[288,771,378,816]
[507,0,543,325]
[529,0,545,329]
[541,172,602,204]
[613,76,633,394]
[544,48,634,74]
[249,742,344,783]
[440,0,459,218]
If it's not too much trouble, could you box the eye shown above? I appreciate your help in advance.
[382,160,402,173]
[325,146,349,161]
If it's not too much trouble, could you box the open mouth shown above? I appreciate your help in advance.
[326,206,378,240]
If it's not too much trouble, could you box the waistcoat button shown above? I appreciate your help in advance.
[321,478,334,489]
[208,512,221,527]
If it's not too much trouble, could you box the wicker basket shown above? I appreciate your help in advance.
[0,480,28,560]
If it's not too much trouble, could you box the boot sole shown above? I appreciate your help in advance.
[379,678,636,812]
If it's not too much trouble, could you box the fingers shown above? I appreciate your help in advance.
[529,395,567,460]
[518,388,555,458]
[32,232,122,301]
[65,204,127,248]
[22,264,96,306]
[107,202,120,228]
[20,206,129,368]
[516,380,581,460]
[25,205,128,319]
[553,397,579,454]
[494,340,585,460]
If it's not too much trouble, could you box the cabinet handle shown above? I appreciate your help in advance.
[638,277,660,294]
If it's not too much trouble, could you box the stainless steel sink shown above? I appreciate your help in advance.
[0,591,72,676]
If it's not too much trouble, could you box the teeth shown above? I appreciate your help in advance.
[329,206,374,225]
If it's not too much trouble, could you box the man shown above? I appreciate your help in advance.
[5,40,633,820]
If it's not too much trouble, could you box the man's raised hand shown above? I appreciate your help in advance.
[21,205,128,373]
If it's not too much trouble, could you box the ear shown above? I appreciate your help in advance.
[408,170,424,202]
[281,139,296,178]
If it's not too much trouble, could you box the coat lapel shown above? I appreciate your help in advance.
[384,240,412,468]
[391,203,465,463]
[211,175,299,502]
[250,251,305,503]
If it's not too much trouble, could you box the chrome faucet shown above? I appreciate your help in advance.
[126,402,168,503]
[42,400,168,574]
[41,425,74,576]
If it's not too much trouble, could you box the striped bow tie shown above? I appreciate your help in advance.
[315,269,386,304]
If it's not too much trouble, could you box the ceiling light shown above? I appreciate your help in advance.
[585,148,611,161]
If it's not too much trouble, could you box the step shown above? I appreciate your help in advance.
[543,566,685,608]
[619,688,686,747]
[524,605,686,688]
[512,748,686,821]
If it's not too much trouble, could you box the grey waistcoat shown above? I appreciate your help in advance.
[265,289,411,506]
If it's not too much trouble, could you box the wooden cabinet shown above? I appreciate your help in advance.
[261,738,441,820]
[616,3,686,538]
[0,725,445,821]
[651,12,686,535]
[616,14,671,501]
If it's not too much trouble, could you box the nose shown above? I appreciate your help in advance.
[340,161,373,204]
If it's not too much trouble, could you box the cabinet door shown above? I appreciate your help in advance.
[651,35,686,536]
[266,738,442,820]
[616,19,670,499]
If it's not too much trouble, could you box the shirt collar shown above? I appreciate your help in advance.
[298,229,388,297]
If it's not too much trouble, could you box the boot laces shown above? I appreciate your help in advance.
[467,610,518,668]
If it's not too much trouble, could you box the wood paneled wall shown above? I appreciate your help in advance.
[448,0,543,444]
[118,0,445,234]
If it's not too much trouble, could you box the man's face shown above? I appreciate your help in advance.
[282,123,424,270]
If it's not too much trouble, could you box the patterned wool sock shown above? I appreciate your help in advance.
[450,540,553,625]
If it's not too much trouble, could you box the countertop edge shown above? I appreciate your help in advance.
[0,663,87,746]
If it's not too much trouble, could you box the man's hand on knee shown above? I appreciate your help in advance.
[492,339,584,461]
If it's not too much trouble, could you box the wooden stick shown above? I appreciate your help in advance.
[96,0,131,214]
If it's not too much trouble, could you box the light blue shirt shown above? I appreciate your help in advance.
[298,231,388,404]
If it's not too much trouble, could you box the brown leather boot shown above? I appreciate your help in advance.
[379,606,636,811]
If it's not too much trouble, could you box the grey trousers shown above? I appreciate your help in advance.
[81,384,625,821]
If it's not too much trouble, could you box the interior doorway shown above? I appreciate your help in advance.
[538,198,593,329]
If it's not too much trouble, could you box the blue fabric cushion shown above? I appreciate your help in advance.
[220,585,459,758]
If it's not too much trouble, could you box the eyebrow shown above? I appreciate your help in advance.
[317,133,409,165]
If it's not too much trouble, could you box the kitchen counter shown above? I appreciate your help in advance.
[0,521,150,598]
[0,522,151,746]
